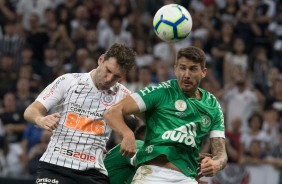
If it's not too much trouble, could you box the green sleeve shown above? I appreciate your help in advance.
[131,81,172,112]
[210,99,225,138]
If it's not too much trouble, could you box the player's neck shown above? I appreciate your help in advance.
[90,70,99,89]
[184,89,201,99]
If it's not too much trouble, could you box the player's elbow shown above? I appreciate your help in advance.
[23,105,31,121]
[104,106,121,124]
[24,101,43,122]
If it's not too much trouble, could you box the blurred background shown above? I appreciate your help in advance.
[0,0,281,183]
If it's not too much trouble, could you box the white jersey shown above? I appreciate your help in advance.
[36,72,130,175]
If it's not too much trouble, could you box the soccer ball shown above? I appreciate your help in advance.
[153,4,192,42]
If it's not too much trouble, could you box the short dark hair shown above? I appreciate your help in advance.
[104,43,136,73]
[177,46,206,68]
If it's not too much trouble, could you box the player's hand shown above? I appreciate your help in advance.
[120,131,136,158]
[200,155,220,177]
[196,153,212,181]
[36,113,61,132]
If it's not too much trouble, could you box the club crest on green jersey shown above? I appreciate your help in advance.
[201,115,211,129]
[174,100,187,111]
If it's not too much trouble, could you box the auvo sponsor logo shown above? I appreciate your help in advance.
[161,123,196,147]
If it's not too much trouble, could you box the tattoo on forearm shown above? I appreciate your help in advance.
[211,137,228,171]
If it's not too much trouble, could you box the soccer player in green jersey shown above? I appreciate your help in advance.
[104,46,227,184]
[104,125,146,184]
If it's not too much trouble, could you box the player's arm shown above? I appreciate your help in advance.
[24,101,60,132]
[24,74,70,131]
[210,137,227,170]
[104,95,140,157]
[200,137,227,176]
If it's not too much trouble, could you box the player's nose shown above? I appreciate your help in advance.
[183,70,191,78]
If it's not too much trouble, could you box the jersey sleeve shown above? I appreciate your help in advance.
[36,74,73,111]
[117,84,132,100]
[210,99,225,139]
[130,84,168,112]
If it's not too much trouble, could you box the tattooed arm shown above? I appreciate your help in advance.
[200,137,228,176]
[211,137,228,171]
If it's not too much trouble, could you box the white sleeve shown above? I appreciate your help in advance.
[116,84,132,101]
[36,74,73,111]
[209,130,225,138]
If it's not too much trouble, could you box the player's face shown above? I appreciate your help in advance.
[174,57,206,95]
[95,55,125,90]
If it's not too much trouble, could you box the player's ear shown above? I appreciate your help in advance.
[202,68,207,78]
[174,64,177,75]
[174,60,178,73]
[98,54,105,65]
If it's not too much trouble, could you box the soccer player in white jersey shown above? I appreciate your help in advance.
[104,46,227,184]
[24,43,136,184]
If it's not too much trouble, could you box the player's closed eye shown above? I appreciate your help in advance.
[190,66,199,72]
[107,68,121,80]
[179,66,186,71]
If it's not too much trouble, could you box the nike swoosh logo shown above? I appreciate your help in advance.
[74,90,80,94]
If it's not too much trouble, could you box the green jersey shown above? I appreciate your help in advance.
[104,140,144,184]
[130,79,225,178]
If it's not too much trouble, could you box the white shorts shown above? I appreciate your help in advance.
[131,165,197,184]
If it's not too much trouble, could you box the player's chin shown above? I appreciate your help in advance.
[182,83,193,89]
[101,84,114,90]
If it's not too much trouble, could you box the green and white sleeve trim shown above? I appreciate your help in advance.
[209,130,225,138]
[130,93,146,112]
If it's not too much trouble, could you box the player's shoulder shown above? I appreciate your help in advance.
[199,88,221,107]
[56,73,82,81]
[137,80,175,97]
[116,83,132,95]
[158,80,175,91]
[61,73,91,83]
[69,73,89,80]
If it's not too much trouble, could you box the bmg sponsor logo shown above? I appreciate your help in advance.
[54,147,96,162]
[64,112,105,135]
[36,178,59,184]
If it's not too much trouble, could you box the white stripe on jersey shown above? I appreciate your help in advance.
[36,72,131,175]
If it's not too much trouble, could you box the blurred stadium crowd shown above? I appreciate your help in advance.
[0,0,282,183]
